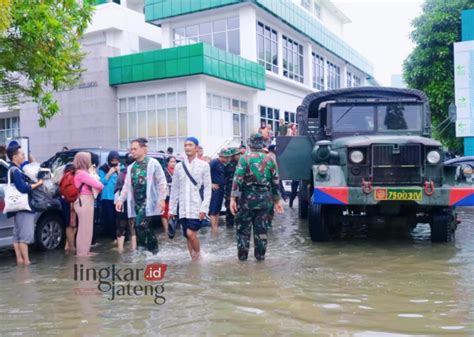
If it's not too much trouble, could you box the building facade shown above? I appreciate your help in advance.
[10,0,375,160]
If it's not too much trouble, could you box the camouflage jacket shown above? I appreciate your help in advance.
[231,151,280,209]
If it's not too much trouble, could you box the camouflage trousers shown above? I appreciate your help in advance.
[135,205,159,254]
[235,207,271,261]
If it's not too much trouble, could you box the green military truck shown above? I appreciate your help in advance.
[276,87,474,243]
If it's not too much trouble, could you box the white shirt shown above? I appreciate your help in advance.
[169,157,212,219]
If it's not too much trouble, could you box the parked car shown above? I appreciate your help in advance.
[444,156,474,168]
[41,148,172,233]
[0,160,65,251]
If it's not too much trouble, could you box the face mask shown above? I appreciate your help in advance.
[111,163,119,167]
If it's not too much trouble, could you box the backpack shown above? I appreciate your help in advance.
[59,167,83,203]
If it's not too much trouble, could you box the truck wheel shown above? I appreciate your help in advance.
[298,180,309,219]
[308,203,332,242]
[430,209,455,243]
[35,214,65,251]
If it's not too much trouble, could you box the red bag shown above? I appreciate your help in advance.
[59,170,82,203]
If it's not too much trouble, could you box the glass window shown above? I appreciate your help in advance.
[118,92,187,150]
[347,71,353,88]
[138,111,147,136]
[199,22,212,35]
[283,36,304,83]
[173,17,240,55]
[327,61,341,89]
[331,105,374,132]
[312,52,324,90]
[233,114,240,136]
[213,19,226,32]
[168,108,177,137]
[213,32,226,51]
[148,110,157,137]
[377,104,422,131]
[119,98,127,113]
[257,22,278,73]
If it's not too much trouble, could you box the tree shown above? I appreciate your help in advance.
[403,0,474,153]
[0,0,93,127]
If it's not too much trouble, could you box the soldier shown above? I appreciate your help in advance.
[224,148,241,227]
[229,134,284,261]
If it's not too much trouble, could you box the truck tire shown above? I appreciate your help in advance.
[308,203,332,242]
[35,214,65,251]
[430,209,455,243]
[298,180,309,219]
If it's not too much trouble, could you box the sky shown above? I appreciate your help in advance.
[333,0,423,86]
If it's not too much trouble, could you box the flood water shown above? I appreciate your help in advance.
[1,204,474,336]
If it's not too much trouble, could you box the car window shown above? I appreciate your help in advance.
[332,105,375,133]
[378,104,422,131]
[50,153,75,171]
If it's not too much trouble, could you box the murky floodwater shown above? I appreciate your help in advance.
[1,203,474,336]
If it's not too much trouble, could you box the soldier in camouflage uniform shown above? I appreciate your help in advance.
[230,134,284,261]
[224,148,240,227]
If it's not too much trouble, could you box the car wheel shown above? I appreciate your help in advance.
[430,208,455,243]
[35,215,65,251]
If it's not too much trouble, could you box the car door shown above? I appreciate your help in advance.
[0,162,14,248]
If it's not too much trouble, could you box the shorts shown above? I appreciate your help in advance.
[13,212,35,244]
[180,218,210,239]
[162,200,170,220]
[209,188,224,215]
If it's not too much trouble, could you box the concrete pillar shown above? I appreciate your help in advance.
[239,5,257,62]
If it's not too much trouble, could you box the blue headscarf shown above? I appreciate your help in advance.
[185,137,199,146]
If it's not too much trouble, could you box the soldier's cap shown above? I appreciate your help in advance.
[248,133,265,149]
[230,147,241,156]
[219,148,233,157]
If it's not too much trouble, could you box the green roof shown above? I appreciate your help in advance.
[144,0,373,76]
[108,43,265,89]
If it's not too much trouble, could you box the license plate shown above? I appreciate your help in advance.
[374,188,422,201]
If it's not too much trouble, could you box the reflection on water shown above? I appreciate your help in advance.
[1,204,474,336]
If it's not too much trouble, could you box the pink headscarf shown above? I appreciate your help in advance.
[73,152,91,171]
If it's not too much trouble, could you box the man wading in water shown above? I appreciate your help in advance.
[116,138,167,255]
[169,137,212,261]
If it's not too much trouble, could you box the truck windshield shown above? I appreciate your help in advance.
[332,105,375,132]
[331,103,423,133]
[377,104,422,132]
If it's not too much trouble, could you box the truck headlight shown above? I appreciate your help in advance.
[350,150,364,164]
[427,150,441,164]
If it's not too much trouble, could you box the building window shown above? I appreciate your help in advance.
[327,61,340,89]
[314,2,322,19]
[0,117,20,144]
[173,16,240,55]
[207,93,248,140]
[257,22,278,73]
[353,75,361,87]
[346,71,352,88]
[283,36,304,83]
[312,52,324,90]
[301,0,311,10]
[260,105,281,133]
[118,92,187,152]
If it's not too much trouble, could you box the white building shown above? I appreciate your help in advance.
[13,0,375,160]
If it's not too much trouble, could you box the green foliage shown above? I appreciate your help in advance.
[0,0,11,32]
[0,0,93,127]
[403,0,474,153]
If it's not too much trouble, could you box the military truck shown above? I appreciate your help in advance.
[276,87,474,243]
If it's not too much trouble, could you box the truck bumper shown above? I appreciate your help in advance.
[312,185,474,206]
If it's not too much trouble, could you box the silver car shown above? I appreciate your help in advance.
[0,160,65,251]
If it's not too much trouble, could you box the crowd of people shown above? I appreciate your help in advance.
[7,123,299,265]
